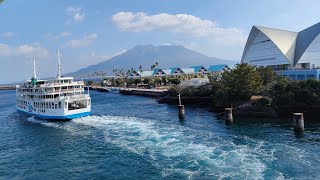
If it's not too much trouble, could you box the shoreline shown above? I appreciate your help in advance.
[89,86,320,119]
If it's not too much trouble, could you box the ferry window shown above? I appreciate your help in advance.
[58,102,61,109]
[55,104,57,109]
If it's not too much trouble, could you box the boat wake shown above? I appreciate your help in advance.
[72,115,271,179]
[26,117,61,128]
[22,114,317,179]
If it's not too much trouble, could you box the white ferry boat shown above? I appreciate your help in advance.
[16,51,91,120]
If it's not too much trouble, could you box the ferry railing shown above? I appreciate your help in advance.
[39,82,84,88]
[16,94,89,102]
[17,88,84,95]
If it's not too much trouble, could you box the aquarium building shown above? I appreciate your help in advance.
[241,22,320,80]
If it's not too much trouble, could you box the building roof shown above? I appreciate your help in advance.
[162,69,172,75]
[295,22,320,66]
[208,64,228,72]
[190,65,206,72]
[168,67,186,75]
[242,22,320,67]
[140,71,153,77]
[181,68,195,74]
[242,26,298,66]
[128,69,141,76]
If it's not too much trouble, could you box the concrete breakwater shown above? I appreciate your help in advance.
[0,86,16,91]
[120,88,169,97]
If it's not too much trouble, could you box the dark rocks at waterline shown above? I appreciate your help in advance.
[234,102,279,118]
[210,103,279,119]
[276,106,320,119]
[158,96,213,105]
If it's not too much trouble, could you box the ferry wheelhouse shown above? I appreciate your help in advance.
[16,51,91,120]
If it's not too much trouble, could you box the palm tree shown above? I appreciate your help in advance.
[139,65,143,74]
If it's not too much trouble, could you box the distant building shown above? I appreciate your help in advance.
[242,22,320,80]
[208,64,231,77]
[168,67,185,76]
[152,68,167,77]
[127,64,229,79]
[190,66,208,74]
[127,69,142,78]
[140,71,153,78]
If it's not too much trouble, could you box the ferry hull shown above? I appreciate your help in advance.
[17,109,91,120]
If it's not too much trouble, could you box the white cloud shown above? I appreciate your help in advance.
[112,12,246,44]
[1,32,15,38]
[0,43,48,57]
[66,6,85,22]
[66,33,98,48]
[59,32,72,38]
[47,31,72,40]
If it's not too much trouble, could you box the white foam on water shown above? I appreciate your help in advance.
[25,116,94,137]
[72,115,275,179]
[26,117,61,128]
[21,114,320,178]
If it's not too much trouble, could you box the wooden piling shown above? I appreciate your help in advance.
[293,113,304,132]
[225,108,233,124]
[179,105,185,120]
[178,94,185,120]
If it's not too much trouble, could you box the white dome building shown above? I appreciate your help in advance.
[242,22,320,80]
[242,22,320,70]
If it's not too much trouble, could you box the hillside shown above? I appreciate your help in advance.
[67,45,237,77]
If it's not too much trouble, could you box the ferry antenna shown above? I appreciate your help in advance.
[57,50,61,78]
[33,57,37,79]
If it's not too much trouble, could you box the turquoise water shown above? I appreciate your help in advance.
[1,90,320,179]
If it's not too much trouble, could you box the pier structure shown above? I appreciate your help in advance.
[293,113,304,132]
[178,94,185,120]
[224,108,233,124]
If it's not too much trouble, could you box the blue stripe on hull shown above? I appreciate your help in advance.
[17,109,91,120]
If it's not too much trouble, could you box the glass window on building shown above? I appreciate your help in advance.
[297,75,305,80]
[307,75,316,79]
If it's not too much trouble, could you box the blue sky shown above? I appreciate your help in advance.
[1,0,320,83]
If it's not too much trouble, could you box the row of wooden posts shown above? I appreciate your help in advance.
[177,94,305,133]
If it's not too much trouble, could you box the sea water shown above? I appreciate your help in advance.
[0,90,320,179]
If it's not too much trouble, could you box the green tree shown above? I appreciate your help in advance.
[219,63,262,103]
[256,66,277,86]
[161,76,168,86]
[169,78,180,85]
[115,78,124,87]
[154,78,162,86]
[133,78,142,85]
[143,78,151,85]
